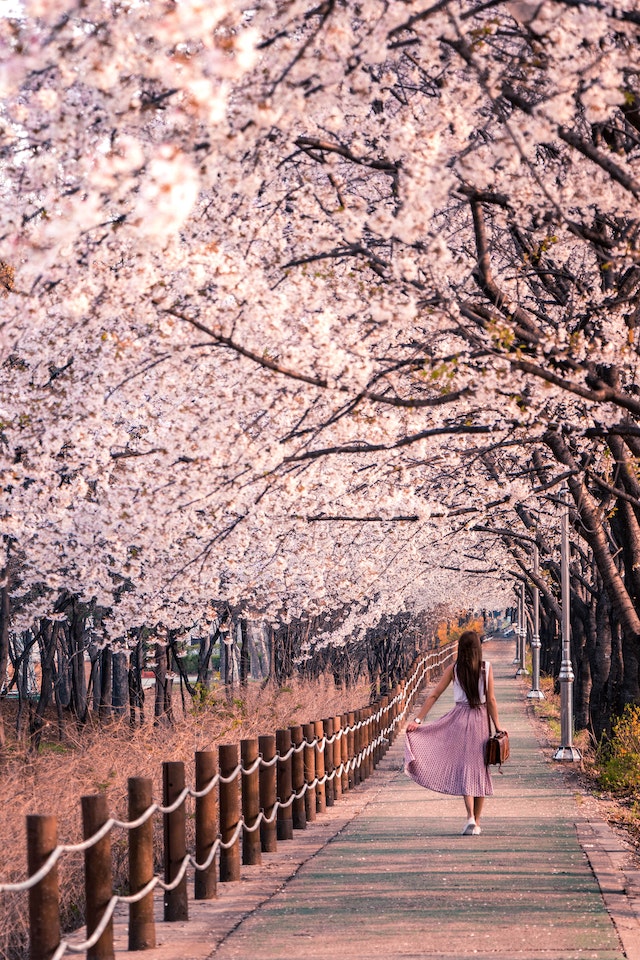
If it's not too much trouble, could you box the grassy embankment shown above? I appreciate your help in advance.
[524,666,640,850]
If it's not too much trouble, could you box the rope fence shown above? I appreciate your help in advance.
[0,644,454,960]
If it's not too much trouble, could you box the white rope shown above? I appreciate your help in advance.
[189,773,220,799]
[157,787,190,815]
[112,804,159,830]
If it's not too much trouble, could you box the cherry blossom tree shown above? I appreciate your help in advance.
[1,0,640,736]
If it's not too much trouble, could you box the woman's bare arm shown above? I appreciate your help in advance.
[406,663,455,731]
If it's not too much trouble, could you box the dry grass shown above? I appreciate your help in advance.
[0,674,370,960]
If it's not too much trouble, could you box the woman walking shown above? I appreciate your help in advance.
[405,629,503,835]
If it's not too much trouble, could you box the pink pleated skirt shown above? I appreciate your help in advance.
[404,703,493,797]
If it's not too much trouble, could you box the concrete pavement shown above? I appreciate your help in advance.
[110,637,640,960]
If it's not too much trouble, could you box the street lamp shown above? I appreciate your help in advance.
[516,581,528,675]
[554,488,581,761]
[528,544,544,700]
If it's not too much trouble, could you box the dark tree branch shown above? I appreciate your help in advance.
[306,514,419,522]
[282,423,495,463]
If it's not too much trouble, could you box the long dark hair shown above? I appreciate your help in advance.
[455,630,483,708]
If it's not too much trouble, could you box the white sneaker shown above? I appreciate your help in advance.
[472,824,482,835]
[462,818,476,835]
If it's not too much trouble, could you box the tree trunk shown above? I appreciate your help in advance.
[66,603,88,722]
[112,650,128,716]
[30,621,58,752]
[0,578,10,750]
[590,587,614,739]
[197,630,215,686]
[545,430,640,645]
[572,602,591,732]
[154,641,172,725]
[239,618,250,687]
[128,637,144,727]
[99,647,112,720]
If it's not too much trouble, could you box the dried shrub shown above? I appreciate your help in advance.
[597,704,640,793]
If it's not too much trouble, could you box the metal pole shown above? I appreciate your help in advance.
[527,544,544,700]
[517,581,528,675]
[554,489,581,761]
[528,545,545,700]
[513,591,520,664]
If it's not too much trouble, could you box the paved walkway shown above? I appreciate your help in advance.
[112,637,640,960]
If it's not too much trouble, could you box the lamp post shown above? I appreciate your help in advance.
[516,581,528,675]
[554,489,581,761]
[513,594,521,665]
[528,544,544,699]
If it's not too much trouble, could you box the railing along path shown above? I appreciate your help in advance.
[0,645,454,960]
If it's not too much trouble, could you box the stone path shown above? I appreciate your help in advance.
[111,637,640,960]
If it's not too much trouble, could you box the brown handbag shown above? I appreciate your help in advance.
[483,662,510,769]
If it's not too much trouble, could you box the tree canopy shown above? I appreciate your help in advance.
[1,0,640,721]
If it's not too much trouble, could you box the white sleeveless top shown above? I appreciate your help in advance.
[453,660,489,704]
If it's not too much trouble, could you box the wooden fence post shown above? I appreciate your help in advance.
[241,739,262,865]
[289,725,307,829]
[347,711,356,789]
[302,723,317,823]
[81,794,114,960]
[322,718,334,806]
[314,719,326,814]
[128,778,155,950]
[353,710,362,785]
[258,734,277,853]
[380,697,389,756]
[389,687,398,743]
[162,761,188,921]
[359,711,368,781]
[27,814,60,960]
[195,751,218,899]
[371,703,380,768]
[219,744,241,881]
[276,729,293,840]
[340,713,349,792]
[332,716,342,800]
[364,708,373,778]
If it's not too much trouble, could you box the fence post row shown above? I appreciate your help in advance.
[11,646,444,960]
